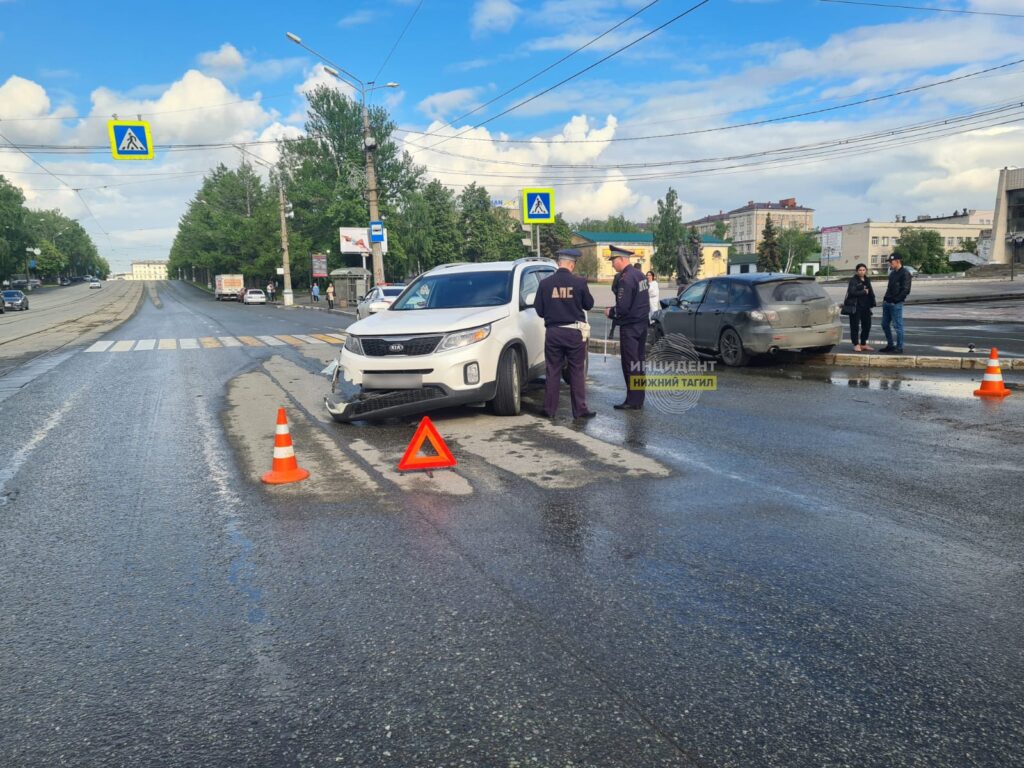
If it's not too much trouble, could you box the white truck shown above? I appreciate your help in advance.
[214,274,244,301]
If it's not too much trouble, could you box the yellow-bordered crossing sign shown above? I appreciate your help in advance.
[108,120,154,160]
[522,188,555,224]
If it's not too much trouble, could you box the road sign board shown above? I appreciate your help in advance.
[522,188,555,224]
[339,227,388,255]
[369,221,384,243]
[108,120,154,160]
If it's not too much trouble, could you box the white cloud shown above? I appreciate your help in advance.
[471,0,521,37]
[338,10,375,27]
[197,43,246,80]
[294,63,357,100]
[418,87,486,121]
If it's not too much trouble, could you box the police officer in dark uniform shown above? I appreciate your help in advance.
[604,245,649,410]
[533,249,596,420]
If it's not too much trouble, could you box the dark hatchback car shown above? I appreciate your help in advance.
[650,273,842,366]
[2,289,29,311]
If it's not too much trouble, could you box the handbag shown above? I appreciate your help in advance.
[840,300,855,316]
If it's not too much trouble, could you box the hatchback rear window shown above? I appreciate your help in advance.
[756,281,829,304]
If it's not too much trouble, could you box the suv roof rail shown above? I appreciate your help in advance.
[430,261,473,270]
[514,256,556,265]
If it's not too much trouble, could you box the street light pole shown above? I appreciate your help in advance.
[286,32,397,288]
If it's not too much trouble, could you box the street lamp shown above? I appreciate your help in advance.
[286,31,398,287]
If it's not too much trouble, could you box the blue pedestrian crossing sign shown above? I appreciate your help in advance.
[108,119,154,160]
[522,188,555,224]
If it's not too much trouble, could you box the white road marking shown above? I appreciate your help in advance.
[134,339,156,351]
[257,335,286,346]
[86,340,114,352]
[292,334,325,345]
[0,399,75,505]
[179,338,199,349]
[110,340,135,352]
[219,336,243,347]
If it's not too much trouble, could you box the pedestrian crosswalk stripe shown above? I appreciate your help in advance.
[311,334,343,344]
[87,334,346,352]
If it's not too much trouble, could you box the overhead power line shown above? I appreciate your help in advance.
[411,0,710,152]
[371,0,426,87]
[395,55,1024,144]
[407,0,661,145]
[819,0,1024,18]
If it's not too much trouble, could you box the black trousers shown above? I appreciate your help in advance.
[619,322,647,407]
[544,326,588,417]
[849,310,872,345]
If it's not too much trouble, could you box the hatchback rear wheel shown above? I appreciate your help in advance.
[719,327,749,367]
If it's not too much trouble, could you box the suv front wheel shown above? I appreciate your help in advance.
[491,347,522,416]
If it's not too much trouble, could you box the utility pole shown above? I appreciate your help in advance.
[278,183,294,306]
[362,94,384,287]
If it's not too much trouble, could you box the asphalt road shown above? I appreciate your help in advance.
[1,281,1022,767]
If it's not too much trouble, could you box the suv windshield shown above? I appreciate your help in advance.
[756,280,829,304]
[391,271,513,311]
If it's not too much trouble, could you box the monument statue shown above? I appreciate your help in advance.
[676,230,703,288]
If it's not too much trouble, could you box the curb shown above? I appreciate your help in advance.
[584,338,1022,371]
[273,302,356,318]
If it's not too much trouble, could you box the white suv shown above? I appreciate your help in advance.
[326,258,556,422]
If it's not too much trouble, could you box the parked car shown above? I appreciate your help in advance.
[326,257,555,422]
[355,285,406,319]
[242,288,267,305]
[89,279,102,289]
[650,273,842,366]
[2,290,28,311]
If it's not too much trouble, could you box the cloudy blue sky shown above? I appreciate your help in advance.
[1,0,1022,269]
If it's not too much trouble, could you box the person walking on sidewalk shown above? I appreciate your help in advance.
[311,283,320,303]
[325,282,335,310]
[880,254,912,353]
[844,263,876,352]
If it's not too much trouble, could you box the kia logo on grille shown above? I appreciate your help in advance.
[388,343,405,353]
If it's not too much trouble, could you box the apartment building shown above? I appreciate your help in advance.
[688,198,815,255]
[130,260,169,281]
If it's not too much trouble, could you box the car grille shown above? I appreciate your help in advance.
[361,336,443,357]
[350,386,447,416]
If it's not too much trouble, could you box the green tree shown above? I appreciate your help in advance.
[0,176,29,282]
[894,227,950,274]
[778,227,820,273]
[756,214,783,272]
[652,187,685,277]
[960,236,978,254]
[712,220,730,241]
[458,183,524,262]
[539,213,573,260]
[574,214,641,233]
[392,179,461,274]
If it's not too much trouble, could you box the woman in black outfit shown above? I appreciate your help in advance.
[845,263,876,351]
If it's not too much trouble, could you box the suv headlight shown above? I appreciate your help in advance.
[438,324,491,351]
[344,335,363,355]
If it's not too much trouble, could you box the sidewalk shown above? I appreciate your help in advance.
[272,292,356,317]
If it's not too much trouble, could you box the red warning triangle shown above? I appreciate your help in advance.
[397,416,457,471]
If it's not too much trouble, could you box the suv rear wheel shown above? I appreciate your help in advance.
[491,347,522,416]
[719,327,749,367]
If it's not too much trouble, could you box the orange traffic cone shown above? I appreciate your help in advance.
[974,348,1012,398]
[261,407,310,484]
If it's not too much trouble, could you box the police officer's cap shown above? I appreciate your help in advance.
[555,248,581,262]
[608,245,635,260]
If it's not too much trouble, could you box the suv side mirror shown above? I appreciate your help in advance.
[667,297,680,307]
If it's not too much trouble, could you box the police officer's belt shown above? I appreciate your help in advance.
[554,321,591,341]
